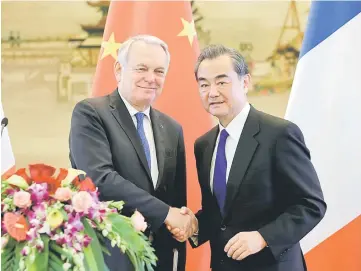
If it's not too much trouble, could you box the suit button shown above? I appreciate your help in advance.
[220,225,226,231]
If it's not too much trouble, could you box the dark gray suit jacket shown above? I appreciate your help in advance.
[69,90,187,271]
[191,106,326,271]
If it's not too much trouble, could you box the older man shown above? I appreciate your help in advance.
[69,35,192,271]
[170,44,326,271]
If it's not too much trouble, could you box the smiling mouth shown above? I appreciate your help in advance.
[210,102,224,106]
[138,86,157,90]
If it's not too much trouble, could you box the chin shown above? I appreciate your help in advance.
[139,96,156,106]
[209,108,227,117]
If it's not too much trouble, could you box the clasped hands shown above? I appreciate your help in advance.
[165,207,267,261]
[165,207,198,242]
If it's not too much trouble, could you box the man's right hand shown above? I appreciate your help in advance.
[166,207,198,242]
[165,207,191,231]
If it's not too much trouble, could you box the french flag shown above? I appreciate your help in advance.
[285,1,361,270]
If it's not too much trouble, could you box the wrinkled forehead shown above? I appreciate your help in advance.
[127,41,168,69]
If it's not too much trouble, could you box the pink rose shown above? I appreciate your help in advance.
[13,191,31,208]
[131,211,147,232]
[72,191,93,213]
[53,187,72,202]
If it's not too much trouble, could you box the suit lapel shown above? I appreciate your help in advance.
[150,109,165,189]
[223,108,260,220]
[108,90,153,183]
[202,126,219,196]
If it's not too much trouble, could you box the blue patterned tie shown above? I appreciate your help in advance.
[213,129,229,216]
[135,113,151,170]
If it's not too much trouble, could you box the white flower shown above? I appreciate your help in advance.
[73,243,82,252]
[19,259,25,270]
[120,244,127,253]
[105,222,112,232]
[73,253,84,267]
[111,239,117,247]
[63,262,71,271]
[38,222,51,235]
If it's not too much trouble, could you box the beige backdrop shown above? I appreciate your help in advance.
[1,1,309,168]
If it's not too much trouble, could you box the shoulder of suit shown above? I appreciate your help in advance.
[77,95,109,108]
[195,125,218,146]
[252,108,302,136]
[75,95,109,109]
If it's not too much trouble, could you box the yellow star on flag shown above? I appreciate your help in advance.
[177,18,197,46]
[101,33,122,60]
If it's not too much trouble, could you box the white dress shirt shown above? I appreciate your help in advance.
[120,95,159,188]
[210,103,251,193]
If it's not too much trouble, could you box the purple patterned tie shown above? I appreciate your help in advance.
[135,112,151,170]
[213,129,229,216]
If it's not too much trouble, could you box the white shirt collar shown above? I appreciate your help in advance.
[119,93,151,119]
[219,102,251,140]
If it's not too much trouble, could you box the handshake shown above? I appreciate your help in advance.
[164,207,198,242]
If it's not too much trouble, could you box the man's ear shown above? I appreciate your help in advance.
[243,73,251,94]
[114,61,122,82]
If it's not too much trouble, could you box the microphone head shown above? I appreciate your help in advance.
[1,117,8,126]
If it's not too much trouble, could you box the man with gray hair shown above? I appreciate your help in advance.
[169,44,326,271]
[69,35,192,271]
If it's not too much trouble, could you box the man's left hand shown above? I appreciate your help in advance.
[224,231,267,261]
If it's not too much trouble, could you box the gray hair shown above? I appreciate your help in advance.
[117,35,170,70]
[194,44,249,80]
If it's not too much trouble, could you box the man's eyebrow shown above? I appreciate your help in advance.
[198,74,229,81]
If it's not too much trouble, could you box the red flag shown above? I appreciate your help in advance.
[92,1,213,270]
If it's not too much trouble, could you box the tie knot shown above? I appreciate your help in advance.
[220,129,229,140]
[135,112,145,123]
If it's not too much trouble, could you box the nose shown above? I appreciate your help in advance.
[209,84,219,97]
[144,71,156,83]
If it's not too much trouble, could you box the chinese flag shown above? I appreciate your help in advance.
[92,1,213,270]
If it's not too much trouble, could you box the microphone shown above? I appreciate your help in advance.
[1,117,9,136]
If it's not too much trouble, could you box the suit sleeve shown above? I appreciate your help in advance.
[189,141,213,248]
[173,127,187,209]
[173,127,187,270]
[258,122,327,260]
[69,100,170,232]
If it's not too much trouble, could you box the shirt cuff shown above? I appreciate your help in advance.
[190,235,198,246]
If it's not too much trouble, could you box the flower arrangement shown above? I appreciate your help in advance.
[1,164,157,271]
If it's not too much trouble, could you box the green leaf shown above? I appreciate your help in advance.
[2,238,16,271]
[82,218,108,271]
[48,253,64,271]
[2,236,16,252]
[2,250,14,266]
[49,251,64,267]
[106,213,157,271]
[49,242,73,261]
[5,175,29,189]
[146,261,155,271]
[101,244,111,256]
[126,249,140,271]
[108,201,124,211]
[27,235,49,271]
[13,242,26,271]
